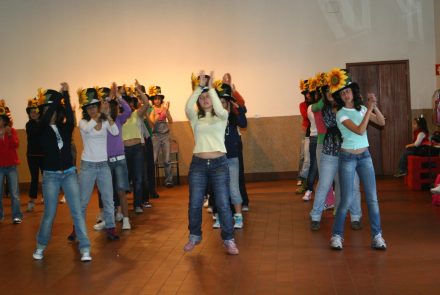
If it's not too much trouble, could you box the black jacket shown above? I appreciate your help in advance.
[26,120,44,156]
[39,91,75,171]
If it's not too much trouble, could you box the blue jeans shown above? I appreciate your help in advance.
[228,157,242,205]
[188,155,234,242]
[0,166,22,220]
[125,144,144,208]
[332,150,382,238]
[310,153,361,222]
[299,137,310,179]
[37,169,90,252]
[79,161,115,228]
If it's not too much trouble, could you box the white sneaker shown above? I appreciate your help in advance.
[115,212,123,222]
[242,205,249,212]
[96,212,103,223]
[203,198,209,208]
[122,217,131,230]
[431,185,440,194]
[93,221,106,231]
[81,251,92,262]
[296,179,303,186]
[27,201,35,212]
[33,248,44,260]
[135,206,144,214]
[330,235,343,250]
[302,190,312,201]
[371,233,387,250]
[206,207,213,213]
[59,195,66,204]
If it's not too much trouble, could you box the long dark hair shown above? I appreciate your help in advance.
[415,117,429,134]
[196,94,216,118]
[82,103,106,122]
[333,85,363,111]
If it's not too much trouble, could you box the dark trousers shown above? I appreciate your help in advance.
[238,140,249,206]
[125,144,144,208]
[143,137,157,202]
[306,136,318,191]
[27,155,44,199]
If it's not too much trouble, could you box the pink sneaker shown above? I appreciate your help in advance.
[183,240,200,252]
[224,240,239,255]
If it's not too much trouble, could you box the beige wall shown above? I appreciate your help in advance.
[436,0,440,88]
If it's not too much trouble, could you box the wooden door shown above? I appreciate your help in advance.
[347,61,411,175]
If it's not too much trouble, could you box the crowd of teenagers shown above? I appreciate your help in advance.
[6,66,437,257]
[0,72,250,260]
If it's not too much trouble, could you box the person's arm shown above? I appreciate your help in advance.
[210,88,228,120]
[134,80,150,118]
[104,120,119,136]
[366,93,385,126]
[340,105,373,135]
[79,119,98,133]
[5,127,19,149]
[62,89,74,130]
[149,108,157,125]
[311,98,324,112]
[408,132,426,148]
[185,87,202,121]
[232,101,247,128]
[117,96,132,124]
[165,102,173,123]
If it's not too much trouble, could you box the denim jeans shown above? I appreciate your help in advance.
[188,155,234,242]
[27,155,44,199]
[37,169,90,252]
[332,150,382,238]
[299,137,310,179]
[0,166,22,220]
[398,147,417,172]
[310,153,361,222]
[153,133,172,185]
[228,157,242,205]
[79,161,115,228]
[125,144,144,208]
[306,136,318,191]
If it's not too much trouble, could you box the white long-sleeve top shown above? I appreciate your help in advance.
[307,105,317,137]
[185,87,228,154]
[79,119,119,162]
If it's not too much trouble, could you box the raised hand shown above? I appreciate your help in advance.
[60,82,69,92]
[208,71,214,88]
[198,71,207,87]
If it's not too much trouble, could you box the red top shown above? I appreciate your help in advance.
[0,128,20,166]
[413,130,430,146]
[299,102,309,132]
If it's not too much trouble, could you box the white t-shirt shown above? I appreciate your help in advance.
[79,119,119,162]
[307,105,317,137]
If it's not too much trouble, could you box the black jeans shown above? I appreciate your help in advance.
[238,140,249,206]
[125,144,144,208]
[306,136,318,191]
[143,137,157,202]
[27,155,44,199]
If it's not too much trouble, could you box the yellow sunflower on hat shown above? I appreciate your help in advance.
[191,73,199,91]
[299,79,309,93]
[0,99,7,116]
[37,88,48,106]
[149,86,158,97]
[308,77,318,93]
[327,68,348,94]
[316,72,328,88]
[213,80,223,92]
[77,88,88,107]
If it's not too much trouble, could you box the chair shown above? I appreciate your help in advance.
[155,138,180,186]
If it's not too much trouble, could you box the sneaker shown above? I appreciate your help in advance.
[183,240,200,252]
[81,251,92,262]
[206,207,213,213]
[105,228,120,241]
[324,203,335,210]
[242,205,249,212]
[93,221,106,231]
[67,227,76,242]
[12,217,22,224]
[96,212,103,223]
[296,179,303,186]
[330,235,343,250]
[122,217,131,230]
[212,214,220,228]
[203,198,209,208]
[393,171,407,177]
[431,185,440,194]
[234,214,243,229]
[311,221,320,231]
[143,202,152,208]
[165,182,174,188]
[302,190,312,201]
[371,233,387,250]
[295,186,306,194]
[59,195,66,204]
[33,248,44,260]
[27,201,35,212]
[224,240,239,255]
[212,214,217,220]
[115,212,123,222]
[135,206,144,214]
[351,221,362,231]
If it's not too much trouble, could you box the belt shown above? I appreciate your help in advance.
[108,155,125,162]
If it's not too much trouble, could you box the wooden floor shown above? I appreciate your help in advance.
[1,178,440,295]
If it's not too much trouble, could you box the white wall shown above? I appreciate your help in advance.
[0,0,436,128]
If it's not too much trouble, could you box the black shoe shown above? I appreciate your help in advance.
[311,221,320,231]
[351,221,362,230]
[106,228,120,241]
[393,171,407,177]
[151,192,160,199]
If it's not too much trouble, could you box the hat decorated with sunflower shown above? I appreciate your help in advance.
[316,72,328,90]
[213,80,234,101]
[148,86,165,101]
[26,97,40,114]
[78,88,100,110]
[327,68,358,94]
[96,87,111,101]
[308,77,319,93]
[37,88,63,107]
[0,99,12,124]
[191,73,211,91]
[299,79,309,94]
